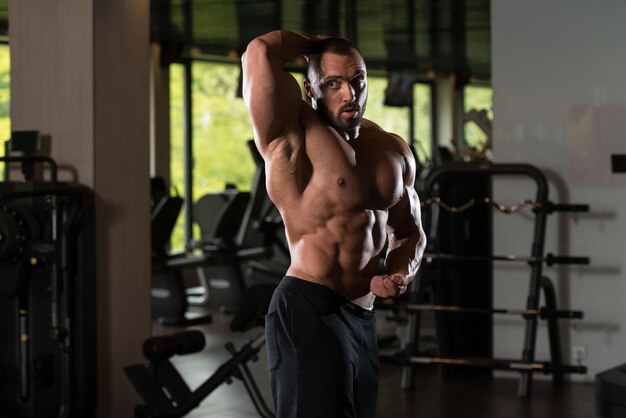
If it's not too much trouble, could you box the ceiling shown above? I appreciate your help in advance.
[0,1,490,78]
[152,0,491,79]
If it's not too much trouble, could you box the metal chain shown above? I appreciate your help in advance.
[421,197,541,214]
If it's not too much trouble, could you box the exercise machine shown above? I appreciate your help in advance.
[0,131,96,417]
[185,186,251,310]
[184,140,289,311]
[125,284,276,418]
[151,140,288,322]
[150,177,213,325]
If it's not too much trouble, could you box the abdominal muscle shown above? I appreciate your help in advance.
[284,209,388,300]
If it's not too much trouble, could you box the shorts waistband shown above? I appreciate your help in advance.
[278,276,376,321]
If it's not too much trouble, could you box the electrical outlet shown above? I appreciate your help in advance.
[572,345,587,363]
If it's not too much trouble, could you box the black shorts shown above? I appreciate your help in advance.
[265,276,379,418]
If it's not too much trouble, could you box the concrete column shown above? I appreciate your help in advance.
[10,1,151,416]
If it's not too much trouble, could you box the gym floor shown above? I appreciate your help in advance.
[151,310,596,418]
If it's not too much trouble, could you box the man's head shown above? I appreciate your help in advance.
[304,37,368,139]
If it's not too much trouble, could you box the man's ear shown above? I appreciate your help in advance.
[303,78,314,98]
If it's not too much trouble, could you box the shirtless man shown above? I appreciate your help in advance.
[242,30,426,418]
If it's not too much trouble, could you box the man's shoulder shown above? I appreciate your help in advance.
[361,118,386,134]
[361,119,409,150]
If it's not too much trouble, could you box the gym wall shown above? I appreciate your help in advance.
[492,0,626,380]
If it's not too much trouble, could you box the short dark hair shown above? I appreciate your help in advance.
[310,37,358,56]
[307,37,362,81]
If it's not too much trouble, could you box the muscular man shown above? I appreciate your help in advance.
[242,30,426,418]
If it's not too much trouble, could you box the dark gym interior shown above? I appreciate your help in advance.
[1,1,626,417]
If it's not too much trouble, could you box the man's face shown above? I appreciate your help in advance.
[306,50,368,137]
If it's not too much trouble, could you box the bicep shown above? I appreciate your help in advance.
[387,186,422,243]
[242,40,303,156]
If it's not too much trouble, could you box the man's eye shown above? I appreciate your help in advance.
[327,80,340,88]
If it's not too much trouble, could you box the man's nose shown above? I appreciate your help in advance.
[341,83,356,102]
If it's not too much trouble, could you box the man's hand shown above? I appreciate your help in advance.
[301,33,331,41]
[370,274,408,298]
[301,33,331,62]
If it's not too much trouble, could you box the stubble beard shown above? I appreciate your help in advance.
[317,101,366,138]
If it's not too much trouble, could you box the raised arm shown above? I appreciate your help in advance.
[241,30,316,158]
[370,146,426,298]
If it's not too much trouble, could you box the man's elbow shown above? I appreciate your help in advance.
[243,39,267,65]
[241,39,269,97]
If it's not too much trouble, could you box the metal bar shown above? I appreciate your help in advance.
[0,156,58,187]
[183,59,193,245]
[379,351,587,374]
[519,165,549,398]
[541,276,565,385]
[3,141,8,180]
[0,187,87,202]
[429,79,438,163]
[17,300,29,403]
[400,267,426,390]
[424,252,589,265]
[376,303,582,319]
[237,361,274,418]
[345,0,358,45]
[545,203,590,213]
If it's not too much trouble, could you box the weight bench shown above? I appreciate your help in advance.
[124,284,276,418]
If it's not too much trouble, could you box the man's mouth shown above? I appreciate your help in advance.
[341,106,359,118]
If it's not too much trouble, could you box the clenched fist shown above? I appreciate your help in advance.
[370,274,408,298]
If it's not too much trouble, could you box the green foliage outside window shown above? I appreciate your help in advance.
[192,62,255,196]
[170,63,184,194]
[367,77,410,141]
[0,45,10,178]
[413,83,432,163]
[169,64,186,250]
[170,62,257,251]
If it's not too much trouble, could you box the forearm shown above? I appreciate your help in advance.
[370,230,425,298]
[247,30,315,65]
[384,229,426,284]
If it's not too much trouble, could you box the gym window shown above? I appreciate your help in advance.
[169,60,256,251]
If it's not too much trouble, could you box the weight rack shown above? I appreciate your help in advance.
[378,163,590,398]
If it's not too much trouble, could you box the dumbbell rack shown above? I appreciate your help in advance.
[378,163,590,398]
